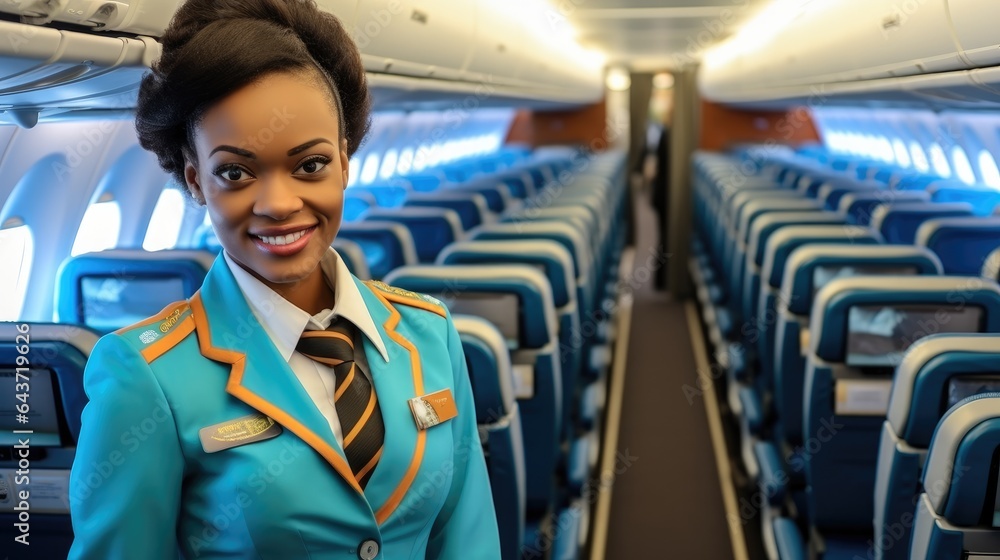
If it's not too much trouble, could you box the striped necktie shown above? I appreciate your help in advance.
[296,318,384,489]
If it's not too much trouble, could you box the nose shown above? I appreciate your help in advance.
[252,174,303,219]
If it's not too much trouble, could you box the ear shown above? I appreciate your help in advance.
[340,139,350,189]
[184,161,206,206]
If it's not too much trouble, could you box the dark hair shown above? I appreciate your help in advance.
[135,0,371,187]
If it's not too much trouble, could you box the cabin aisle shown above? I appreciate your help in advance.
[603,189,734,559]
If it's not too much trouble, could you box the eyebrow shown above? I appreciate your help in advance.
[209,145,255,159]
[287,138,333,156]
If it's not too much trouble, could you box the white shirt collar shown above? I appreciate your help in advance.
[223,248,389,363]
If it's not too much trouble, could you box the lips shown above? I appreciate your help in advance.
[250,225,317,257]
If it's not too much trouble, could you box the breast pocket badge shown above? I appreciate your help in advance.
[199,413,283,453]
[408,388,459,430]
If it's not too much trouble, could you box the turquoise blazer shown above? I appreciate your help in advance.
[68,256,501,559]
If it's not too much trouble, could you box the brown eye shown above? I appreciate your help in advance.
[213,164,253,183]
[295,156,331,176]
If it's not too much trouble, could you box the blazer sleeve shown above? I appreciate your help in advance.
[68,334,184,560]
[425,311,502,559]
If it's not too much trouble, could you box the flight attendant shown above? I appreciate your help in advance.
[67,0,501,558]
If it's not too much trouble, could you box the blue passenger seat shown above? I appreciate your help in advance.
[874,334,1000,560]
[452,315,527,560]
[0,322,100,560]
[54,249,213,333]
[910,393,1000,558]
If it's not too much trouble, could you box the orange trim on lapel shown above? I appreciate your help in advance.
[114,300,189,335]
[373,291,447,318]
[189,292,364,496]
[370,289,428,525]
[141,315,195,363]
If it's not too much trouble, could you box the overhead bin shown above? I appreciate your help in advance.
[0,0,182,35]
[0,0,601,122]
[353,0,472,82]
[699,0,1000,109]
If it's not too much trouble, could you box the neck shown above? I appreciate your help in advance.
[240,260,337,316]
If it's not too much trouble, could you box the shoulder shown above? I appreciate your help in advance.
[362,280,448,318]
[111,300,196,364]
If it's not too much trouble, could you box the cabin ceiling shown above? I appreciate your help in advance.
[564,0,770,72]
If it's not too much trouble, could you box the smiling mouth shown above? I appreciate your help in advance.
[251,226,316,246]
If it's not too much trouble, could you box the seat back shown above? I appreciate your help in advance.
[452,315,526,560]
[336,221,418,280]
[755,225,881,387]
[382,265,561,518]
[929,182,1000,216]
[911,394,1000,559]
[870,202,974,245]
[344,190,376,221]
[804,277,1000,531]
[364,207,463,264]
[838,190,929,226]
[983,246,1000,282]
[404,191,492,231]
[875,334,1000,560]
[774,245,942,445]
[55,249,213,333]
[438,240,579,438]
[350,182,411,208]
[0,322,99,559]
[332,238,371,281]
[916,216,1000,275]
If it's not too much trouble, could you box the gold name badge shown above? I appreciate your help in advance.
[199,413,283,453]
[408,389,458,430]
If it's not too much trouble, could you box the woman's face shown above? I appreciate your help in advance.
[185,71,349,289]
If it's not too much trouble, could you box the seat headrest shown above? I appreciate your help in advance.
[922,393,1000,525]
[887,334,1000,447]
[838,190,929,225]
[780,245,942,315]
[54,249,215,331]
[929,182,1000,216]
[468,222,588,278]
[762,225,881,289]
[0,322,101,444]
[983,246,1000,281]
[438,240,575,309]
[452,315,517,422]
[737,199,823,244]
[331,239,371,281]
[870,202,975,242]
[916,216,1000,275]
[809,276,1000,363]
[337,220,419,275]
[383,265,558,350]
[748,212,845,267]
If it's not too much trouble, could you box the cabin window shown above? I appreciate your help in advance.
[909,141,930,173]
[142,188,186,251]
[876,136,894,163]
[929,143,952,178]
[379,149,399,180]
[951,146,976,185]
[359,153,381,185]
[347,156,361,187]
[396,148,415,175]
[892,139,911,167]
[0,224,33,320]
[71,201,121,257]
[979,150,1000,189]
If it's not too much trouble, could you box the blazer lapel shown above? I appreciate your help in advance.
[355,278,428,525]
[189,256,364,496]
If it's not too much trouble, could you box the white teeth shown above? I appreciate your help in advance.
[257,229,308,246]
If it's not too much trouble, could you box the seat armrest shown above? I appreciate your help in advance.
[739,386,765,435]
[754,441,787,505]
[773,517,807,560]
